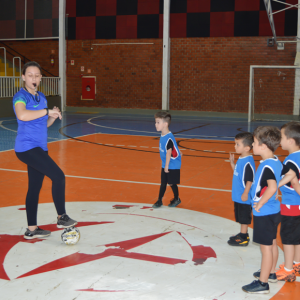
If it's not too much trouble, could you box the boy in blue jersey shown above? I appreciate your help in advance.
[228,132,255,246]
[274,122,300,282]
[152,112,182,208]
[242,126,282,294]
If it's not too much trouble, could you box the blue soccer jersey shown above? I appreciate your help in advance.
[251,156,282,216]
[232,156,255,205]
[280,151,300,206]
[159,132,181,169]
[13,88,48,152]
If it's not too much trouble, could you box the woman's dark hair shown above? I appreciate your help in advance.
[22,61,42,75]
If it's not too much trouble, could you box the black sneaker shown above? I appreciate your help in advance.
[24,227,51,240]
[229,233,249,241]
[57,214,78,228]
[227,234,249,246]
[152,200,163,208]
[253,270,278,283]
[168,198,181,207]
[242,280,270,294]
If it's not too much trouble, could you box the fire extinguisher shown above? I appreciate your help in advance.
[50,54,55,67]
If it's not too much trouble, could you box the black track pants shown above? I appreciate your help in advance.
[16,147,66,226]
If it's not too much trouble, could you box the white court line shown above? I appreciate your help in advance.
[87,116,235,138]
[0,120,58,139]
[0,132,101,153]
[0,168,231,193]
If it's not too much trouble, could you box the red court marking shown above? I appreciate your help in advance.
[102,231,172,250]
[18,208,26,210]
[0,222,113,280]
[178,232,217,265]
[0,235,44,280]
[140,206,153,209]
[17,231,186,278]
[77,289,133,292]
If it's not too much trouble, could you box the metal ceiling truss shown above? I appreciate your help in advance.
[263,0,299,49]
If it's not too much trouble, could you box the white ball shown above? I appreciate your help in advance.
[61,227,80,245]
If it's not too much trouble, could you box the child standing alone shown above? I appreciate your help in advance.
[228,132,255,246]
[153,112,182,208]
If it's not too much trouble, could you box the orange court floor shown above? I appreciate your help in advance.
[0,132,299,299]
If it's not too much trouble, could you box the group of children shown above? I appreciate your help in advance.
[231,123,300,294]
[153,112,300,295]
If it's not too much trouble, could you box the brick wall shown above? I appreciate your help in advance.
[2,40,59,77]
[4,37,297,114]
[169,37,296,114]
[67,37,296,114]
[67,39,163,108]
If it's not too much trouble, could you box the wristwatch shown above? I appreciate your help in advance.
[45,108,49,115]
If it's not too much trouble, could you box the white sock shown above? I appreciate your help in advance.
[293,261,300,264]
[284,267,293,272]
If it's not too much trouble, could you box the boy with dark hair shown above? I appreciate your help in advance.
[153,112,182,208]
[275,122,300,282]
[242,126,282,294]
[228,132,255,246]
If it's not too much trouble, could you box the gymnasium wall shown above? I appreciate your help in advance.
[1,40,59,77]
[66,37,296,114]
[62,0,300,114]
[1,0,298,114]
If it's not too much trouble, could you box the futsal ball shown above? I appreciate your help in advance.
[61,227,80,245]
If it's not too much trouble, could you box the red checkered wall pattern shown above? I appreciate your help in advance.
[65,0,298,39]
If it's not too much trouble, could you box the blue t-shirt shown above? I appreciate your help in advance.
[251,156,282,216]
[280,151,300,206]
[13,88,48,152]
[232,156,255,205]
[159,132,181,169]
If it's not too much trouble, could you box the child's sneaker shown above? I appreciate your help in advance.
[152,199,163,208]
[276,268,296,282]
[242,280,269,294]
[227,234,249,246]
[168,198,181,207]
[293,262,300,275]
[229,233,249,241]
[57,214,78,228]
[253,270,278,283]
[24,227,51,240]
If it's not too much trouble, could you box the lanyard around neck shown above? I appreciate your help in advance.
[24,87,40,103]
